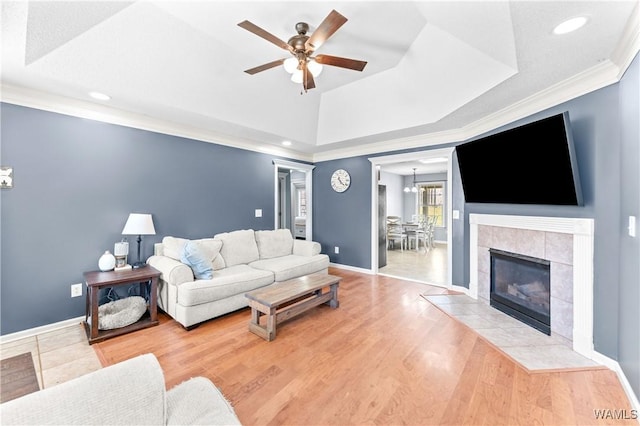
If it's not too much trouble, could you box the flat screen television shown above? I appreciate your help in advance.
[456,112,583,206]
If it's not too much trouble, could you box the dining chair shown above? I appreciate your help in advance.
[386,216,407,251]
[408,215,428,252]
[424,217,436,250]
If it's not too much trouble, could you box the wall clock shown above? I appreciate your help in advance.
[331,169,351,193]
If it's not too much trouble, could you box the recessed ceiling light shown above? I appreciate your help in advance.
[282,141,292,146]
[419,157,447,164]
[89,91,111,101]
[553,16,588,35]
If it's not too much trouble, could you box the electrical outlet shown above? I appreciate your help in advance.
[255,209,262,218]
[334,246,340,254]
[71,283,83,298]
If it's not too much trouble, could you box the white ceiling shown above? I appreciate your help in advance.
[1,1,639,170]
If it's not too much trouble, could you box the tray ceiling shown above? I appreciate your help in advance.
[1,1,638,160]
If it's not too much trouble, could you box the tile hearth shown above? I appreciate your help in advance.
[424,294,601,371]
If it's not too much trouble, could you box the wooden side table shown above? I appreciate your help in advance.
[83,266,160,344]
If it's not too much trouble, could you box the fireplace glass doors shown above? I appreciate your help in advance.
[489,249,551,335]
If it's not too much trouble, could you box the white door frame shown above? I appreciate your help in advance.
[368,147,454,288]
[273,159,315,240]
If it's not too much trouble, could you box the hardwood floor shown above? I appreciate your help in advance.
[93,269,634,425]
[379,243,448,286]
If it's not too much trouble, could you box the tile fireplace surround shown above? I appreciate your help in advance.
[468,214,595,358]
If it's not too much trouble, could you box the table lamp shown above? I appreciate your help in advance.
[121,213,156,268]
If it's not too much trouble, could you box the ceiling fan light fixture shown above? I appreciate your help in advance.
[307,59,323,77]
[291,69,303,83]
[239,10,366,91]
[283,57,298,73]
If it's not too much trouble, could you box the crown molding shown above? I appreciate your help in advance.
[312,58,626,163]
[0,84,313,163]
[611,0,640,75]
[460,60,622,141]
[311,129,462,163]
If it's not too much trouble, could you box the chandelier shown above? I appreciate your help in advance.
[404,168,418,193]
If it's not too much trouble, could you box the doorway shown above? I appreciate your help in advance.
[273,159,315,240]
[369,148,454,287]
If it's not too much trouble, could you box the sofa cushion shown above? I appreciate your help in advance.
[163,236,189,261]
[214,229,259,267]
[181,241,214,279]
[249,254,330,282]
[255,229,294,259]
[177,265,273,307]
[0,354,166,425]
[293,239,322,257]
[166,377,241,425]
[163,237,225,270]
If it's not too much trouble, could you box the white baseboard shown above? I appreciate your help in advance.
[590,351,640,418]
[450,284,471,296]
[0,316,84,344]
[329,262,373,274]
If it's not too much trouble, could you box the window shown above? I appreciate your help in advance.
[418,182,444,226]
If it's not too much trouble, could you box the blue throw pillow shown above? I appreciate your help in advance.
[181,241,214,280]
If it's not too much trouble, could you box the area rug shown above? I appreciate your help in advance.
[1,352,40,403]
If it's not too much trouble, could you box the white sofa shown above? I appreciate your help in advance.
[147,229,330,329]
[0,353,241,425]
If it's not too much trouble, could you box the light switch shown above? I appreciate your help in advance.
[453,210,460,220]
[255,209,262,218]
[629,216,636,237]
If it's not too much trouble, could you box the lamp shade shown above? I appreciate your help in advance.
[122,213,156,235]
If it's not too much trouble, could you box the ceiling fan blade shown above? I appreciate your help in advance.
[305,9,347,52]
[238,20,293,52]
[303,64,316,91]
[315,54,367,71]
[244,59,286,75]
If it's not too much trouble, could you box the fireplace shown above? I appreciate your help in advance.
[489,249,551,335]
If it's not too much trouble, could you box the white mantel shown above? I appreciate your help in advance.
[468,214,595,358]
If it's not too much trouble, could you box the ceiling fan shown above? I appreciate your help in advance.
[238,10,367,93]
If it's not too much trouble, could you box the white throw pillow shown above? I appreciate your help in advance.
[190,238,225,270]
[214,229,259,267]
[162,237,225,270]
[162,236,189,261]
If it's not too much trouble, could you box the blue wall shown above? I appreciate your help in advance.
[617,54,640,396]
[313,157,372,267]
[0,105,278,334]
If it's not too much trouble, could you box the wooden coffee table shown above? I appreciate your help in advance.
[245,272,341,341]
